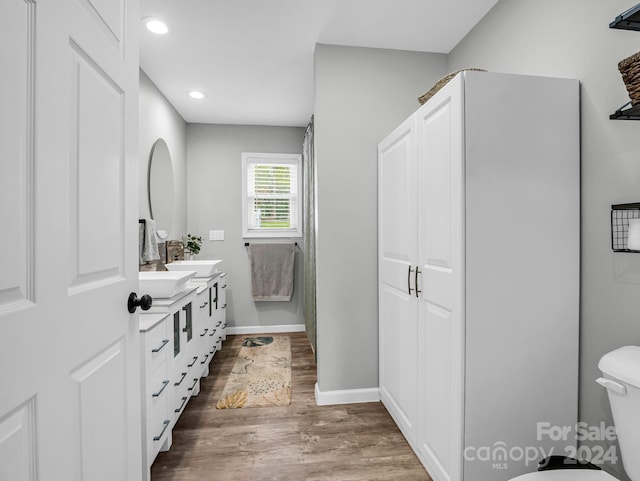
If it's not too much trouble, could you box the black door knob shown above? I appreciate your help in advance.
[128,292,153,313]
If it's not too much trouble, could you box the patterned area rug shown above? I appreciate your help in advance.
[216,336,291,409]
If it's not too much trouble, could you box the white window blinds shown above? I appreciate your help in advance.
[242,153,302,237]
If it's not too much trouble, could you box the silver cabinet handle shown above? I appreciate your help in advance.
[200,328,209,337]
[200,301,208,308]
[174,396,188,413]
[222,304,227,308]
[200,353,210,365]
[152,380,170,398]
[188,378,198,391]
[216,320,222,327]
[152,339,169,353]
[209,347,217,356]
[153,420,170,441]
[174,372,187,386]
[415,267,421,298]
[188,356,198,368]
[209,328,217,336]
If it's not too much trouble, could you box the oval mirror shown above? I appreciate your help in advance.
[147,139,174,239]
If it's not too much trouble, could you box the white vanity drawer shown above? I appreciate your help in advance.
[172,357,190,422]
[144,320,170,373]
[186,353,199,372]
[186,355,201,394]
[146,359,170,412]
[147,396,171,462]
[196,288,210,322]
[172,391,189,423]
[198,350,211,372]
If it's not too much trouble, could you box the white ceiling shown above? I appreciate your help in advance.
[139,0,499,127]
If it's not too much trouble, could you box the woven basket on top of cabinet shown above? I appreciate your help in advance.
[619,51,640,105]
[418,68,486,105]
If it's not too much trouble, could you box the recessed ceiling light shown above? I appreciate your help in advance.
[188,91,207,100]
[142,17,171,35]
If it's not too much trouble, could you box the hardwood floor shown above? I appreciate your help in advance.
[151,332,432,481]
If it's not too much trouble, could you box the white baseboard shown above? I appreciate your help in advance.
[314,382,380,406]
[226,324,306,335]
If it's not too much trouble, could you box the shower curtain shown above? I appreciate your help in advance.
[303,116,317,359]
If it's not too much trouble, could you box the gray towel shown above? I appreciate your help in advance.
[140,218,160,263]
[248,243,295,301]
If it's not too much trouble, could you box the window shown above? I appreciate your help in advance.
[242,152,302,238]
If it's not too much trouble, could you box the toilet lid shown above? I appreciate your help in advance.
[510,470,618,481]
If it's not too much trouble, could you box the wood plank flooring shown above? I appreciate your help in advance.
[151,332,432,481]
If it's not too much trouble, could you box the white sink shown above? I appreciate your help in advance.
[139,271,196,299]
[165,260,223,278]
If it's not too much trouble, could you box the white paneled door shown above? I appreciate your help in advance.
[415,75,464,481]
[378,115,419,444]
[0,1,142,480]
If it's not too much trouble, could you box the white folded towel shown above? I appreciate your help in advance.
[140,218,160,263]
[629,218,640,250]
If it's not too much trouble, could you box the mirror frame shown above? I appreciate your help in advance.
[147,138,174,240]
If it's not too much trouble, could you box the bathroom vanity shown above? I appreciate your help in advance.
[139,312,172,478]
[138,267,227,480]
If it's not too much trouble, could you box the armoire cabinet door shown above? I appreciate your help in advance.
[378,115,419,443]
[415,74,465,481]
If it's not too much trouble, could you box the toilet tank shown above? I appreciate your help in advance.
[598,346,640,480]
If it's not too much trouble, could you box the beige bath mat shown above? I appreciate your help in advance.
[216,336,291,409]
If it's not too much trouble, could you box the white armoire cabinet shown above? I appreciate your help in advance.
[378,71,580,481]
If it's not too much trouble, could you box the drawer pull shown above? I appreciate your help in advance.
[209,329,217,337]
[174,396,188,413]
[152,380,170,398]
[222,284,227,288]
[217,336,222,343]
[200,301,208,308]
[188,356,198,368]
[153,420,170,441]
[152,339,169,353]
[209,347,216,356]
[216,321,222,327]
[188,378,199,391]
[174,371,187,386]
[222,304,227,308]
[200,353,210,365]
[200,328,209,337]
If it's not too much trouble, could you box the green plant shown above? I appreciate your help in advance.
[183,234,203,255]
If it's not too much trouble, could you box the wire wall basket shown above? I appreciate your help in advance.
[611,203,640,252]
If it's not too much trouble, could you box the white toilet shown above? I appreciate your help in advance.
[511,345,640,481]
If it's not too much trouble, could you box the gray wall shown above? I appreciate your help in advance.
[449,1,640,479]
[139,70,187,240]
[186,124,306,329]
[313,44,448,392]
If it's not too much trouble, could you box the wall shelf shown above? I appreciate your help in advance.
[610,4,640,119]
[610,3,640,31]
[611,203,640,252]
[610,102,640,120]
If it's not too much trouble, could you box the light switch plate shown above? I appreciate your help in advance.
[209,230,224,241]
